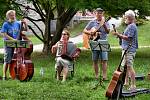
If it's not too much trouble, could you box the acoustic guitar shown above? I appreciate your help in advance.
[89,16,111,41]
[105,44,131,99]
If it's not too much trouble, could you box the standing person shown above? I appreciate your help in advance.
[1,10,27,80]
[112,10,138,91]
[83,8,110,80]
[51,29,81,82]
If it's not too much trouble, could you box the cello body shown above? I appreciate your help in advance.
[9,35,34,81]
[9,58,28,81]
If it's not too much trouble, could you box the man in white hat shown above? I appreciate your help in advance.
[113,10,138,91]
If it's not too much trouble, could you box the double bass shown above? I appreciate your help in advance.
[8,7,34,81]
[8,35,34,81]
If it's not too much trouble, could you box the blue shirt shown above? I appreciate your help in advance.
[85,19,110,40]
[122,23,138,52]
[1,21,21,40]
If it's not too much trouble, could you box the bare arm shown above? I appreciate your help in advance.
[3,33,16,40]
[117,33,129,40]
[112,31,129,41]
[51,44,57,54]
[83,28,91,35]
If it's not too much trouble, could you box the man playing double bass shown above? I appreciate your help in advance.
[1,10,27,80]
[112,10,138,91]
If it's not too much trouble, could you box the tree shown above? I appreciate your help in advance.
[0,0,150,54]
[12,0,79,54]
[0,0,12,25]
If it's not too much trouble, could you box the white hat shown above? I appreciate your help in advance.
[125,10,135,18]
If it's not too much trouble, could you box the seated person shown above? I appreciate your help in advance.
[51,29,81,82]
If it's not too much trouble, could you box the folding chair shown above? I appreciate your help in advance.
[55,62,75,78]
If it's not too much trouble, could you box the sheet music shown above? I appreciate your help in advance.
[4,40,30,48]
[89,40,111,52]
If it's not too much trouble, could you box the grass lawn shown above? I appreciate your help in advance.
[0,20,149,99]
[0,48,149,99]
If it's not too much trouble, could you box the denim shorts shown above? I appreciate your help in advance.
[92,50,108,61]
[4,47,14,64]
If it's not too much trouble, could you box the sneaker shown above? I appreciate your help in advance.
[56,77,60,81]
[61,79,66,84]
[2,77,7,80]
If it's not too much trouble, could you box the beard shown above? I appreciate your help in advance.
[124,19,129,24]
[8,19,15,23]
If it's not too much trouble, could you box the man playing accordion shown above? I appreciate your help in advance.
[51,29,81,82]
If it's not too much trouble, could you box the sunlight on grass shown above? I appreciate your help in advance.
[0,48,149,99]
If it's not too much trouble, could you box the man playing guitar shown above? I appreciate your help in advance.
[83,8,110,80]
[112,10,138,92]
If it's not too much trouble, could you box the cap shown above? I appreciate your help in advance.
[96,8,104,12]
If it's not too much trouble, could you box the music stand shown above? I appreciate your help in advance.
[89,40,111,52]
[89,40,111,88]
[4,40,30,48]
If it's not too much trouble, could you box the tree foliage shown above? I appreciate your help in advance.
[0,0,12,25]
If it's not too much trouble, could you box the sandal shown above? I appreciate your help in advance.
[128,86,137,93]
[102,78,109,81]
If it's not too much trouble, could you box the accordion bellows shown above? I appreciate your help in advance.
[56,41,81,61]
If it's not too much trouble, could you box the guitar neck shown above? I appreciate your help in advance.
[95,17,111,33]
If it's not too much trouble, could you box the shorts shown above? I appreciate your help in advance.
[55,57,74,71]
[92,50,108,61]
[121,50,136,67]
[4,47,14,64]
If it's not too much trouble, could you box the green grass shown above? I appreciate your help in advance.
[27,35,42,44]
[0,48,149,99]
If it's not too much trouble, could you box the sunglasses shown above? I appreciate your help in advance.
[62,33,68,35]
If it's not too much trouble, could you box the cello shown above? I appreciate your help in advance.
[9,7,34,81]
[9,34,34,81]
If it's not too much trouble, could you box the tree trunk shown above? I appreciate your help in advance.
[50,8,77,48]
[43,13,52,54]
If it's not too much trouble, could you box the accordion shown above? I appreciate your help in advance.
[56,41,81,61]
